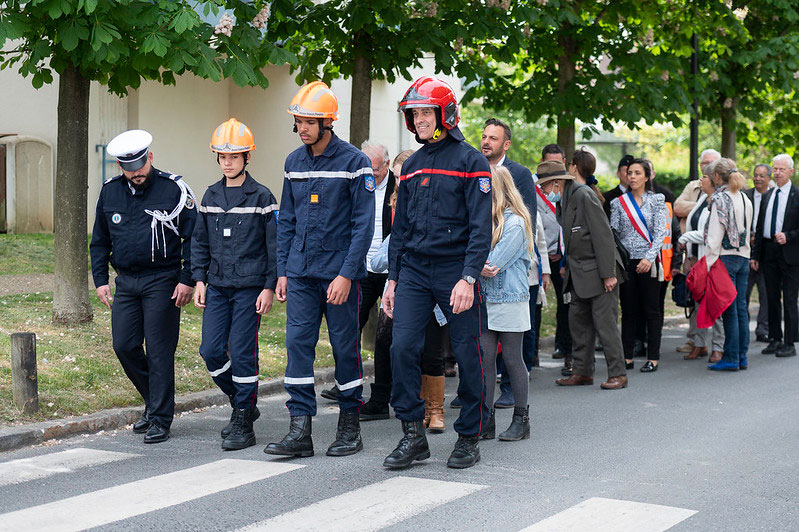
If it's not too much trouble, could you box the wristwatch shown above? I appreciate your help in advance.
[462,275,476,285]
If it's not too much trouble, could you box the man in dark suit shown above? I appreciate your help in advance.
[752,154,799,358]
[321,141,397,411]
[745,164,773,342]
[536,161,627,389]
[480,118,537,408]
[603,154,634,219]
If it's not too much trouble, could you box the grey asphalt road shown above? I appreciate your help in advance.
[1,324,798,531]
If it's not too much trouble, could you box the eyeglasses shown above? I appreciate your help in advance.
[372,162,387,172]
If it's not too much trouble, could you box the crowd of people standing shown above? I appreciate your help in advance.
[90,74,794,471]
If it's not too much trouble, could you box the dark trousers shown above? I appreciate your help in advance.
[111,271,180,428]
[569,288,626,378]
[361,272,392,403]
[550,258,572,353]
[422,319,446,376]
[746,261,770,339]
[199,285,262,410]
[762,240,799,344]
[284,277,364,416]
[390,254,488,436]
[619,260,664,360]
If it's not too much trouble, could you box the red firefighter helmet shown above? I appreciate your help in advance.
[397,76,459,134]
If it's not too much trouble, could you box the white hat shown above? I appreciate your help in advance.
[106,130,153,171]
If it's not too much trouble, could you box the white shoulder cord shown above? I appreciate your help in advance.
[144,178,198,262]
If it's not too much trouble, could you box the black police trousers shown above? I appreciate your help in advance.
[112,270,181,428]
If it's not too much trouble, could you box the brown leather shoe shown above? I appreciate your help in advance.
[684,346,708,360]
[555,374,593,386]
[600,375,628,390]
[676,340,695,353]
[709,350,723,363]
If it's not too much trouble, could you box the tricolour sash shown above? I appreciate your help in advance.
[619,192,652,247]
[535,185,565,254]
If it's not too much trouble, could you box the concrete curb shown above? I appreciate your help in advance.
[0,363,374,453]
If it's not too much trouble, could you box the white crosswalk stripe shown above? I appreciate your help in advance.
[237,476,487,532]
[520,497,697,532]
[0,459,302,532]
[0,448,138,487]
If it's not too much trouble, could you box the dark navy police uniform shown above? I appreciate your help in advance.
[277,133,375,415]
[191,173,278,410]
[388,131,492,437]
[90,168,197,429]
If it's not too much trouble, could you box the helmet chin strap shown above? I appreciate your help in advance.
[292,119,333,146]
[218,153,249,180]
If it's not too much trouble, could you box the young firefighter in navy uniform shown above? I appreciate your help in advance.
[191,119,277,451]
[382,77,492,469]
[90,129,197,444]
[264,81,375,458]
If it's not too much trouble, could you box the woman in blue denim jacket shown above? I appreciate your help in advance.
[480,166,535,442]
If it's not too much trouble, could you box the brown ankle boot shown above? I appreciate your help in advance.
[427,375,446,433]
[421,375,431,428]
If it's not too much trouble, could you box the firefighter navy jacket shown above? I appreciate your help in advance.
[191,173,278,290]
[388,133,492,281]
[277,133,375,280]
[90,167,196,287]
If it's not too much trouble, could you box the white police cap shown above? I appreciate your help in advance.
[106,130,153,171]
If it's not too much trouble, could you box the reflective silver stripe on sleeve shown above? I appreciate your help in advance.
[209,360,231,377]
[232,375,260,383]
[335,378,364,391]
[284,168,372,180]
[284,376,316,385]
[198,205,278,214]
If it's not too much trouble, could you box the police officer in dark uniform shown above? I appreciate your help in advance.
[90,129,197,444]
[382,77,492,469]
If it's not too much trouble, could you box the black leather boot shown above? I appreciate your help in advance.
[221,397,260,439]
[222,408,256,450]
[383,420,430,469]
[264,415,314,457]
[446,435,480,469]
[480,408,495,440]
[327,410,363,456]
[132,407,150,434]
[359,383,390,421]
[498,405,530,441]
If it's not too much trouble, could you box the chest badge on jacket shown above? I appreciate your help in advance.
[112,213,122,224]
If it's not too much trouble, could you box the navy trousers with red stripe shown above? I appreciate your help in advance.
[390,254,488,437]
[284,277,364,416]
[199,285,262,410]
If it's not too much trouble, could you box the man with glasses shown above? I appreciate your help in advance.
[752,154,799,358]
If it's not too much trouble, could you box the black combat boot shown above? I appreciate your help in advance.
[326,410,363,456]
[480,408,495,440]
[498,405,530,441]
[221,396,260,439]
[222,408,257,450]
[446,434,480,469]
[264,415,313,457]
[383,420,430,469]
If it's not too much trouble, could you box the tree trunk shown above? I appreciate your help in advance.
[557,33,577,161]
[53,62,93,324]
[350,51,371,149]
[720,98,737,160]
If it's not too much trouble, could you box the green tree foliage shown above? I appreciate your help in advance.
[0,0,290,323]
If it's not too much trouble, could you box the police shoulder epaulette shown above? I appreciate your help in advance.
[103,174,123,185]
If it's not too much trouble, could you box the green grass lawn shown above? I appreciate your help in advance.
[0,233,56,275]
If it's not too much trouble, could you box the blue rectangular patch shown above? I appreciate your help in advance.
[365,174,376,192]
[479,177,491,193]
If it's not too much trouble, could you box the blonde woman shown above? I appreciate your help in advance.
[480,165,536,441]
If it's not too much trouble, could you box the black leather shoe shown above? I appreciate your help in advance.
[383,420,430,469]
[132,410,150,434]
[640,361,658,373]
[359,400,389,421]
[327,410,363,456]
[480,409,495,440]
[756,334,769,343]
[552,348,566,359]
[595,341,604,352]
[447,435,480,469]
[221,403,260,439]
[762,341,783,354]
[776,344,797,358]
[625,361,635,370]
[264,415,314,457]
[143,422,170,444]
[222,408,257,451]
[320,386,340,401]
